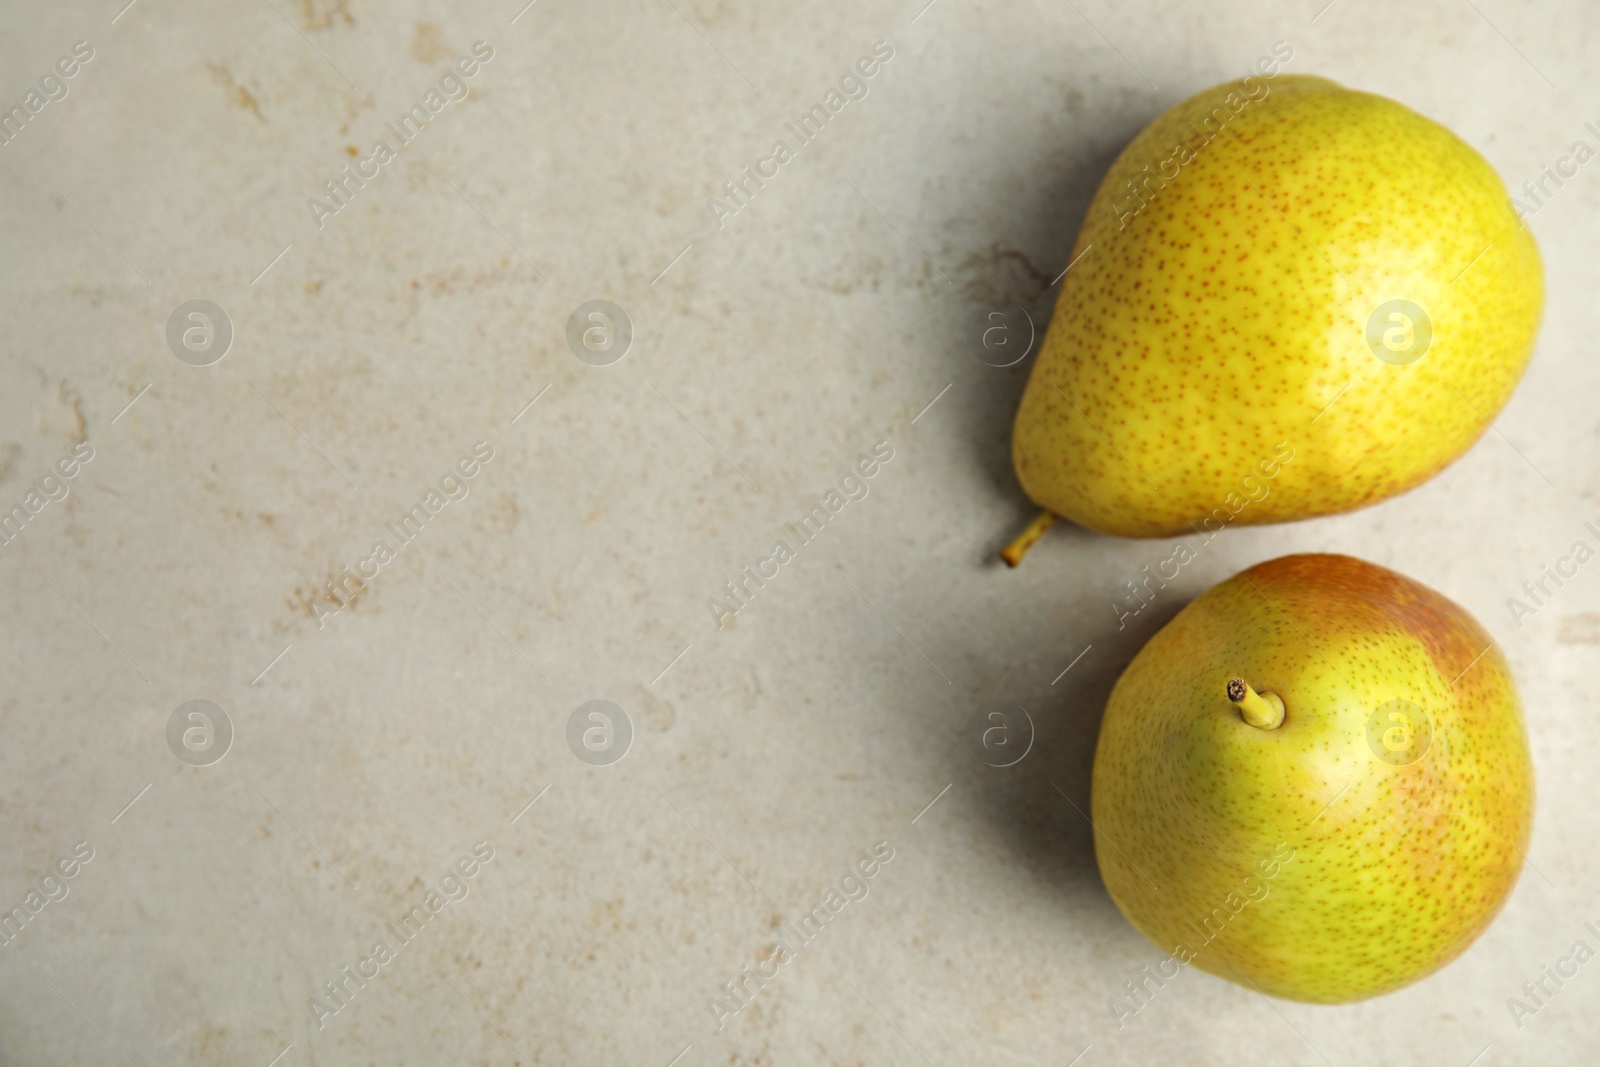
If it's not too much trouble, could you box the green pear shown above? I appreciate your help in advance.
[1003,75,1542,559]
[1091,553,1534,1003]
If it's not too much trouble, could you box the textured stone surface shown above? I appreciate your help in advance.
[0,1,1596,1064]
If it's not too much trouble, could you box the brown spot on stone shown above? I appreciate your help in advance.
[286,568,370,624]
[205,62,266,122]
[1559,613,1600,644]
[299,0,353,30]
[409,22,448,63]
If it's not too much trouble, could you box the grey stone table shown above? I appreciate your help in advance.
[0,0,1594,1063]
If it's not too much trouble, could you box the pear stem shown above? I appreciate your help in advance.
[1227,677,1285,730]
[1000,510,1058,567]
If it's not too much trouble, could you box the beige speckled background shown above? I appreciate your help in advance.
[1,0,1596,1063]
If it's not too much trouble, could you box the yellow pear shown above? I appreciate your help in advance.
[1091,553,1534,1003]
[1004,75,1542,556]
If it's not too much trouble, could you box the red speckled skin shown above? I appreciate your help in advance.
[1012,76,1543,537]
[1091,554,1534,1002]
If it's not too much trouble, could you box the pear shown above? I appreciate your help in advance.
[1090,553,1534,1003]
[1003,75,1542,558]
